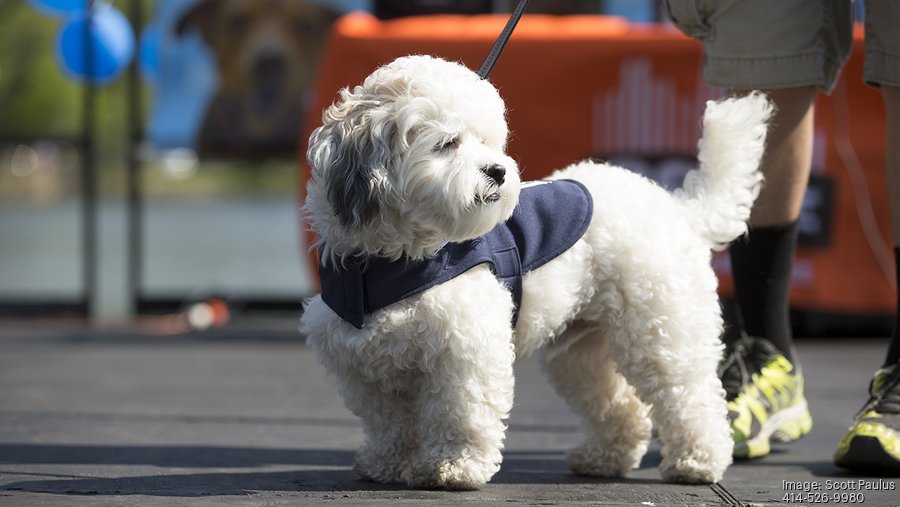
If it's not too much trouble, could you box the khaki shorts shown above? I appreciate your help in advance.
[664,0,900,92]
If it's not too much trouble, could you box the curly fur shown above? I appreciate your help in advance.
[301,55,772,489]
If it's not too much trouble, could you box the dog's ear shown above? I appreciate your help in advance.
[175,0,222,41]
[307,4,342,27]
[307,98,394,229]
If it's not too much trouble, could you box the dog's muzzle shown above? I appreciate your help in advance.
[477,164,506,204]
[481,164,506,186]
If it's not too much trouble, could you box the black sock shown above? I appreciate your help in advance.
[728,222,798,361]
[884,247,900,367]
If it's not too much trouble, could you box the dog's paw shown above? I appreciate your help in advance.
[405,456,497,490]
[659,455,726,484]
[353,446,406,484]
[566,442,641,478]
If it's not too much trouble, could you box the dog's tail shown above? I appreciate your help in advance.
[677,92,773,250]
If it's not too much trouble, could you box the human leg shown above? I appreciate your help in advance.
[720,88,817,458]
[834,1,900,474]
[666,0,853,458]
[834,84,900,473]
[884,85,900,368]
[833,0,900,471]
[728,86,815,360]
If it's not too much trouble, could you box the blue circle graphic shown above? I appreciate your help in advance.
[56,5,135,84]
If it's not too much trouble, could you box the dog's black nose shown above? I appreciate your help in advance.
[481,164,506,186]
[255,52,286,78]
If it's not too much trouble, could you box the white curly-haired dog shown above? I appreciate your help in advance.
[300,55,771,490]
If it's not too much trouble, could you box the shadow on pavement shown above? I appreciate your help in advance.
[3,470,356,496]
[0,444,352,468]
[732,456,899,479]
[1,445,669,496]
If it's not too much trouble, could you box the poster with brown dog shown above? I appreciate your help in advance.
[147,0,344,159]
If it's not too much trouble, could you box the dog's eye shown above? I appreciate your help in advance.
[436,136,460,153]
[295,20,316,35]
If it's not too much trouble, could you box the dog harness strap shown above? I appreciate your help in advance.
[318,179,593,329]
[482,225,524,324]
[361,240,496,325]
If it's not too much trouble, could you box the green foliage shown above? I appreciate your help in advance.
[0,1,83,137]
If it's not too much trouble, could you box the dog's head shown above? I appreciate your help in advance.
[306,55,520,264]
[177,0,337,118]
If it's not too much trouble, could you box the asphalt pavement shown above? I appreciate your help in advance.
[1,318,899,506]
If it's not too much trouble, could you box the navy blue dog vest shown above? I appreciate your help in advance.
[318,179,593,329]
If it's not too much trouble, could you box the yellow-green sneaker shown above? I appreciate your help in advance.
[718,335,813,459]
[834,363,900,473]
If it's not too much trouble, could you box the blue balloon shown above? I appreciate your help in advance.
[56,5,135,85]
[28,0,87,16]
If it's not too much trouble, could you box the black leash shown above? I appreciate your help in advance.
[477,0,531,79]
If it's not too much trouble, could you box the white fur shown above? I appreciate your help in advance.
[301,55,772,489]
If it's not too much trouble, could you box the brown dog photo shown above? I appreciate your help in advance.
[176,0,338,158]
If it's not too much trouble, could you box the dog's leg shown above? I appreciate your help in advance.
[354,383,418,484]
[405,328,515,490]
[608,280,733,484]
[326,366,417,484]
[541,323,652,477]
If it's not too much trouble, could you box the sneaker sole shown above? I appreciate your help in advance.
[734,398,813,459]
[834,436,900,474]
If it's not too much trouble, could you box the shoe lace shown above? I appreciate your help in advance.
[871,366,900,415]
[719,338,750,402]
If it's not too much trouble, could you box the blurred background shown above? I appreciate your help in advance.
[0,0,887,337]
